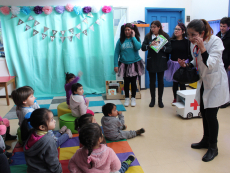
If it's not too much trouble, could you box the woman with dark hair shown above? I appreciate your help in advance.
[114,23,145,107]
[178,19,229,162]
[165,22,192,104]
[142,20,172,108]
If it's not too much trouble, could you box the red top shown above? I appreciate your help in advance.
[0,76,15,83]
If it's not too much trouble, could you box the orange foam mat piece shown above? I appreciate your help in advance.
[107,141,133,154]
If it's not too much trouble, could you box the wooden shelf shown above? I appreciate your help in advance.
[135,24,149,27]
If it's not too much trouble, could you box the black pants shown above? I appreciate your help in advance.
[149,71,164,100]
[173,82,186,99]
[124,76,137,98]
[0,148,10,173]
[200,83,219,144]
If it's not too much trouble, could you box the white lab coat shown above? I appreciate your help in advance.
[190,35,229,109]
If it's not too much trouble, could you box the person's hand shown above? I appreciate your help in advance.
[194,36,206,53]
[178,58,186,67]
[228,65,230,71]
[150,41,157,47]
[114,67,118,73]
[78,71,83,77]
[118,111,122,115]
[131,30,135,37]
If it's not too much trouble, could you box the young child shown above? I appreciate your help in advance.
[101,103,145,141]
[0,117,17,141]
[65,72,82,108]
[68,123,136,173]
[70,83,94,117]
[0,125,10,173]
[22,108,62,173]
[75,113,97,131]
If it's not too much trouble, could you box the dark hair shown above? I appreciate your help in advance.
[79,123,103,168]
[147,20,168,39]
[11,86,34,108]
[21,108,51,144]
[75,114,93,130]
[71,83,82,94]
[102,103,115,116]
[65,72,75,84]
[220,17,230,27]
[187,19,213,41]
[120,23,140,44]
[171,22,187,40]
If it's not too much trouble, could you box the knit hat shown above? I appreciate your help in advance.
[0,125,6,135]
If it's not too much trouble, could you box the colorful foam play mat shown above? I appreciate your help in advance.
[4,94,126,120]
[10,134,144,173]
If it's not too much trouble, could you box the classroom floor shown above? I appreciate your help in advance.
[1,88,230,173]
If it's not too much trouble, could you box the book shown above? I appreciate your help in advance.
[108,89,117,95]
[150,35,168,53]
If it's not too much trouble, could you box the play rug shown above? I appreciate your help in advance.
[4,94,126,120]
[9,134,144,173]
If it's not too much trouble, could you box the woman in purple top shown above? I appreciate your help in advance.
[65,71,82,108]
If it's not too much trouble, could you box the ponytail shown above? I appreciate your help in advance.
[201,19,213,41]
[65,72,75,84]
[21,118,32,144]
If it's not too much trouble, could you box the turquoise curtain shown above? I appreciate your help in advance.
[0,7,115,97]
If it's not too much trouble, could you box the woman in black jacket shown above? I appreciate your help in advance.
[142,20,172,108]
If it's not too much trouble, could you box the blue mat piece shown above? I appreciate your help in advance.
[89,101,105,107]
[39,104,50,109]
[10,152,26,166]
[36,97,53,100]
[85,94,102,97]
[50,109,58,116]
[116,104,126,111]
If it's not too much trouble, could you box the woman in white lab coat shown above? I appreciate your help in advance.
[178,19,229,162]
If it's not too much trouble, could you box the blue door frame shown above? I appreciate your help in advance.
[144,8,185,88]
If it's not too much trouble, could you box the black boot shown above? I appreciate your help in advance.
[158,99,164,108]
[191,136,209,149]
[5,127,17,141]
[202,143,218,162]
[149,99,155,107]
[5,144,11,150]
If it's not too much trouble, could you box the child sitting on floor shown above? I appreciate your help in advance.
[68,123,136,173]
[22,108,62,173]
[65,72,82,109]
[70,83,94,117]
[0,125,10,173]
[101,103,145,141]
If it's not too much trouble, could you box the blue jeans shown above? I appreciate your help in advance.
[55,132,69,148]
[119,162,129,173]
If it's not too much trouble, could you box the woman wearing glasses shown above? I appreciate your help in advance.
[142,21,172,108]
[178,19,229,162]
[165,23,192,104]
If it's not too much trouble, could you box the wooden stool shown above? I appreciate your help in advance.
[0,76,16,106]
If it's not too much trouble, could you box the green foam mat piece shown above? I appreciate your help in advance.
[10,164,27,173]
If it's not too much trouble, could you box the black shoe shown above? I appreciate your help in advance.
[123,155,136,166]
[202,143,218,162]
[5,144,11,150]
[4,152,13,158]
[158,100,164,108]
[5,134,17,141]
[149,99,155,107]
[219,102,230,109]
[191,136,209,149]
[136,128,145,136]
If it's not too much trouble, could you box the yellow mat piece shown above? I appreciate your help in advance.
[126,166,145,173]
[59,146,79,161]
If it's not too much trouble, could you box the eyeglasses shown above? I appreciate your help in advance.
[150,26,157,29]
[174,28,182,31]
[187,33,199,39]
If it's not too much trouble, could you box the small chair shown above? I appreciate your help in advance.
[17,127,22,145]
[57,102,72,118]
[59,113,78,134]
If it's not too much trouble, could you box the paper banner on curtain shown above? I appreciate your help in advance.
[89,25,94,31]
[33,29,39,36]
[52,30,58,36]
[82,30,87,36]
[95,19,100,25]
[60,30,66,36]
[42,33,47,40]
[50,36,55,42]
[67,36,73,42]
[34,20,40,27]
[83,18,88,24]
[69,28,74,34]
[44,26,49,33]
[18,19,24,25]
[25,25,31,31]
[101,14,106,21]
[60,37,65,43]
[76,24,81,30]
[11,14,17,19]
[87,12,94,18]
[75,33,80,40]
[27,16,34,21]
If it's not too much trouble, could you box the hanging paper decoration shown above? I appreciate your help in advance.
[42,33,47,40]
[65,4,74,12]
[73,6,82,15]
[60,30,66,36]
[55,6,65,14]
[87,12,93,18]
[82,30,87,36]
[76,24,81,30]
[102,6,112,13]
[83,18,88,24]
[83,6,91,14]
[34,6,43,14]
[21,6,31,15]
[52,30,58,36]
[11,6,20,15]
[69,28,74,34]
[33,29,39,36]
[91,6,100,13]
[34,20,40,27]
[50,36,55,42]
[101,14,106,21]
[60,37,66,43]
[27,15,34,21]
[75,33,80,40]
[11,14,17,19]
[25,24,31,31]
[0,6,10,15]
[68,36,73,42]
[89,25,94,31]
[42,6,53,15]
[18,19,24,25]
[44,26,49,33]
[95,19,100,25]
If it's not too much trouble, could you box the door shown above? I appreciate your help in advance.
[145,8,185,88]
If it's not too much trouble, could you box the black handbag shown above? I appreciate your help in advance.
[173,66,200,84]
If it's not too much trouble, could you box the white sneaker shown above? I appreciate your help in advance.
[124,98,130,107]
[131,97,136,107]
